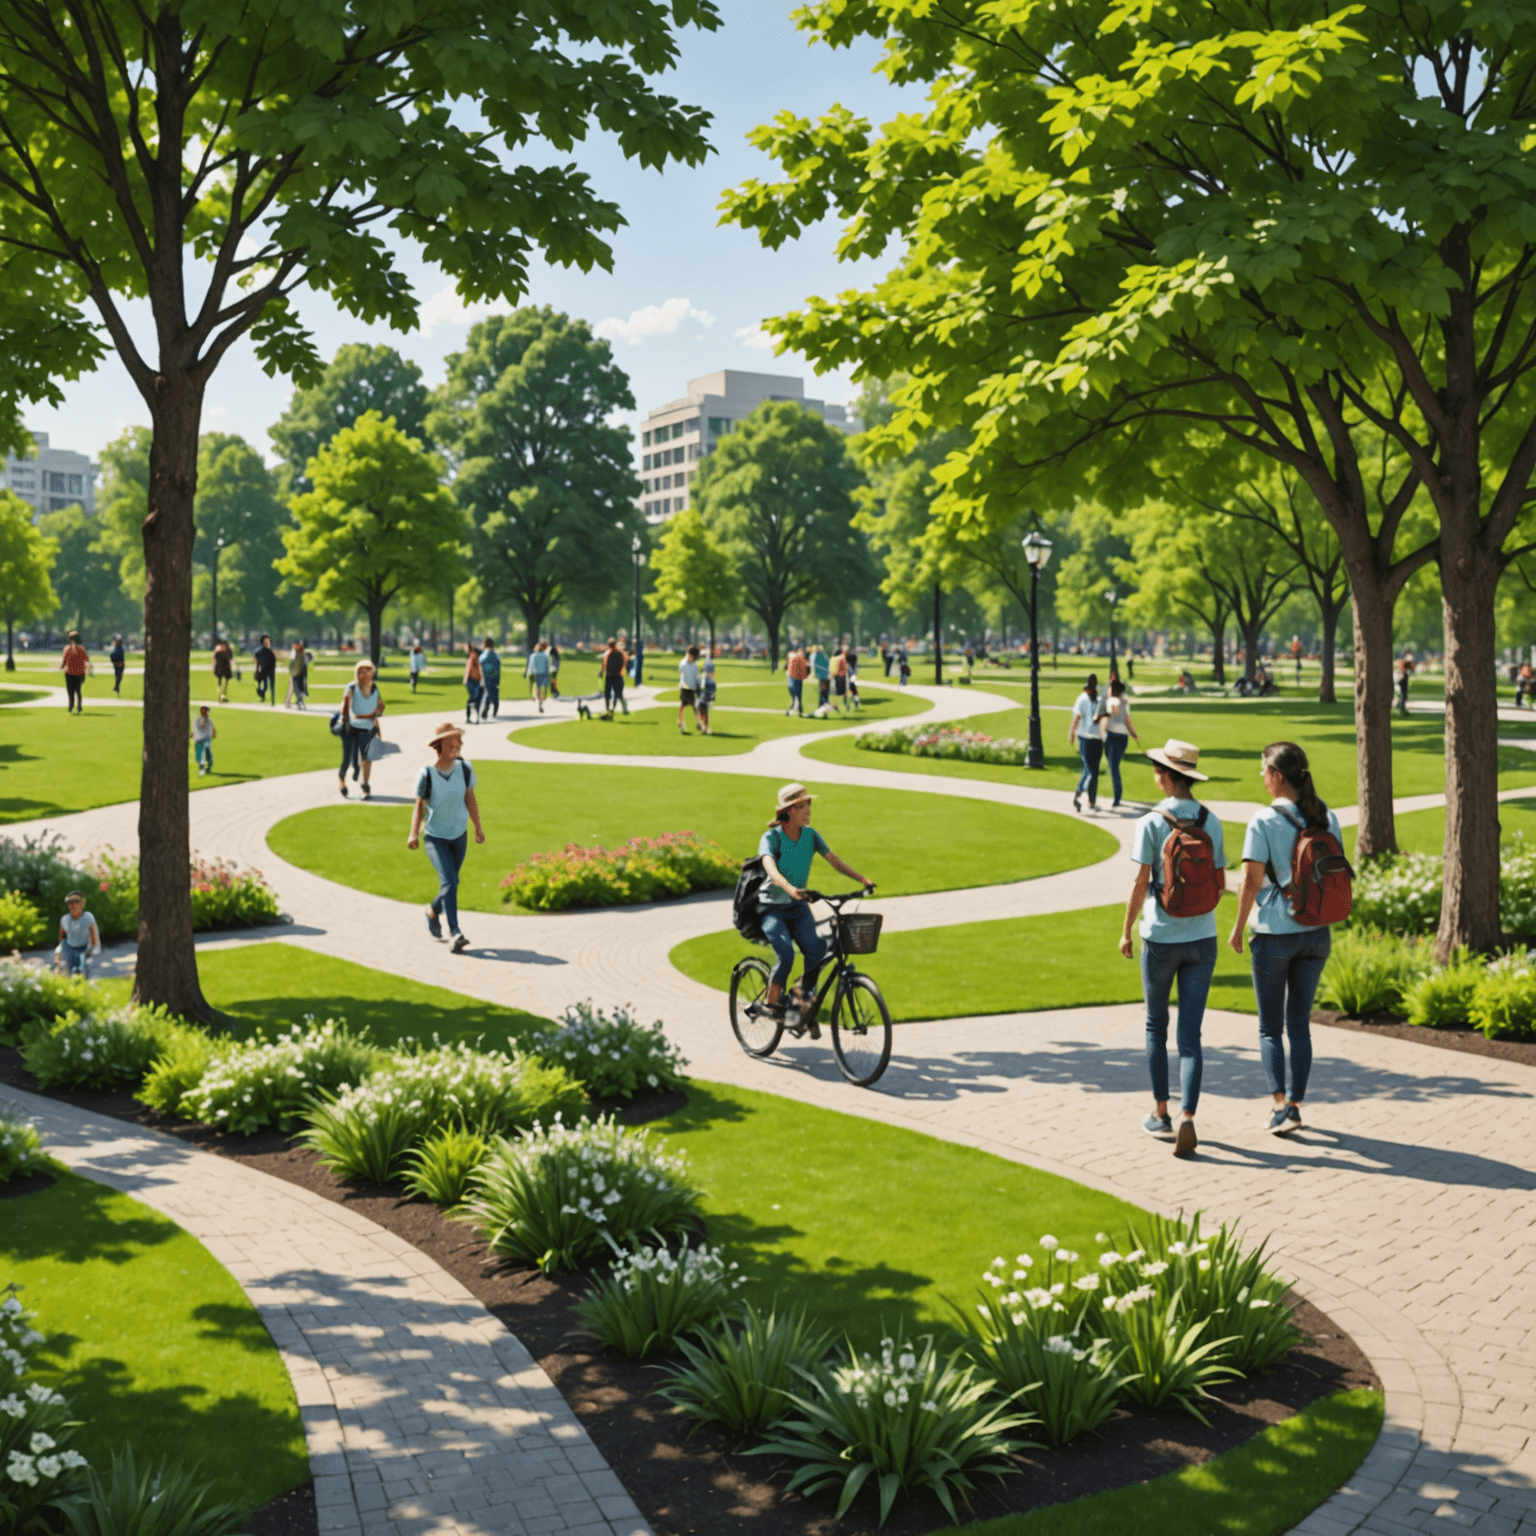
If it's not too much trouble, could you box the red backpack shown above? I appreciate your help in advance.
[1267,806,1353,927]
[1157,807,1223,918]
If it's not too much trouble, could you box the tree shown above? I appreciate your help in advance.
[723,0,1536,954]
[270,345,431,495]
[648,507,736,656]
[277,414,465,665]
[1052,504,1134,667]
[0,492,56,668]
[0,0,717,1018]
[695,401,869,671]
[36,503,136,637]
[194,434,291,640]
[429,309,643,648]
[91,428,153,605]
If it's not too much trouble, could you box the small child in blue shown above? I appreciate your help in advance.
[56,891,100,976]
[191,706,216,776]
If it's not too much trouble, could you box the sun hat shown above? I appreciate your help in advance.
[775,782,815,813]
[428,721,464,748]
[1145,738,1209,782]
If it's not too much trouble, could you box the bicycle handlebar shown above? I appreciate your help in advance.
[803,886,875,905]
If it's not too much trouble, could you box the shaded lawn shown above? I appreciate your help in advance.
[802,698,1536,804]
[1,1172,308,1515]
[656,1080,1146,1347]
[670,897,1261,1022]
[267,762,1117,914]
[0,706,340,821]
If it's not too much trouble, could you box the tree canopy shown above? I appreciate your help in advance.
[648,506,737,656]
[194,434,293,640]
[0,491,56,666]
[36,503,136,638]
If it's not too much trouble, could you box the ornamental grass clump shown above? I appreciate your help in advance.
[854,724,1031,765]
[1317,927,1431,1016]
[532,1001,688,1101]
[750,1327,1034,1529]
[20,1005,186,1092]
[466,1116,701,1272]
[1095,1286,1237,1421]
[655,1302,832,1437]
[500,832,737,912]
[403,1126,489,1209]
[57,1444,245,1536]
[0,961,92,1047]
[0,1110,43,1185]
[574,1240,744,1357]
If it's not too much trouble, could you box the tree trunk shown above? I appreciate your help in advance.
[1239,618,1261,682]
[134,391,212,1022]
[1209,617,1226,684]
[1349,579,1398,861]
[932,583,943,684]
[1438,545,1504,954]
[1318,595,1342,704]
[5,618,12,670]
[366,594,384,667]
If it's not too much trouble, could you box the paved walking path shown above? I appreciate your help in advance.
[7,680,1536,1533]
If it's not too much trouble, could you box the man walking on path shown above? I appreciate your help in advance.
[409,641,426,692]
[812,643,831,711]
[881,641,892,677]
[677,645,704,734]
[59,631,89,713]
[479,638,502,718]
[785,644,810,716]
[286,642,308,709]
[253,634,277,704]
[602,638,628,716]
[212,638,235,703]
[1397,652,1415,715]
[109,636,125,694]
[407,721,485,955]
[525,641,551,712]
[548,643,561,698]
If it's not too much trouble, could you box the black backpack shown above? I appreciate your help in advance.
[732,828,781,944]
[418,760,470,800]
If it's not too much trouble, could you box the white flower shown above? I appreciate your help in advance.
[28,1434,54,1455]
[1141,1261,1168,1278]
[6,1451,38,1487]
[1039,1235,1059,1251]
[1099,1251,1124,1268]
[0,1395,24,1418]
[1057,1250,1079,1264]
[35,1456,60,1479]
[1073,1274,1100,1292]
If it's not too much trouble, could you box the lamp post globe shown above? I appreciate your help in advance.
[211,535,226,646]
[1022,527,1052,769]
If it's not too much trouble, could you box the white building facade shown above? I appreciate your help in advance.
[636,370,854,524]
[2,432,97,516]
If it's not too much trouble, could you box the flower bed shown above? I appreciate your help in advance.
[500,832,737,912]
[1351,834,1536,935]
[854,723,1032,765]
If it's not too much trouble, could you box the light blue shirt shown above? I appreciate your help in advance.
[525,651,550,680]
[758,825,832,905]
[479,649,501,684]
[416,760,477,840]
[679,658,701,691]
[1242,800,1344,935]
[1071,692,1102,741]
[1132,797,1227,943]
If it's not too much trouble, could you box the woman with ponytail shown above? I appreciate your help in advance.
[1228,741,1342,1134]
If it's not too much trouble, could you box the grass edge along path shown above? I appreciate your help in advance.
[1,1169,310,1515]
[948,1387,1384,1535]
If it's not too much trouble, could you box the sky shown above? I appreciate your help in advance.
[27,1,925,468]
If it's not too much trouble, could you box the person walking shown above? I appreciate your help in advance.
[338,659,385,799]
[548,642,561,698]
[846,646,862,709]
[1119,739,1226,1158]
[462,642,483,724]
[1396,652,1415,715]
[407,722,485,955]
[1067,672,1105,813]
[479,638,502,718]
[54,891,100,977]
[677,644,704,734]
[895,642,910,688]
[1229,742,1347,1135]
[59,630,90,713]
[699,651,716,735]
[811,643,831,712]
[880,641,892,678]
[109,636,125,695]
[211,638,234,703]
[831,645,849,713]
[190,705,216,776]
[602,638,628,716]
[285,642,308,709]
[252,633,277,704]
[1102,676,1140,808]
[409,641,426,693]
[525,641,551,712]
[785,644,809,716]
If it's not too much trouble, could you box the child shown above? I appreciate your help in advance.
[55,891,100,976]
[191,705,216,775]
[409,641,426,693]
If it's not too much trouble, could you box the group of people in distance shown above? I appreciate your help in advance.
[784,642,862,716]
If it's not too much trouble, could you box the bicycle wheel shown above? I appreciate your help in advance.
[730,957,782,1057]
[831,972,893,1086]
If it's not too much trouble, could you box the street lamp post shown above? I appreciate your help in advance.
[210,536,226,645]
[1022,529,1053,769]
[631,534,646,688]
[1104,588,1120,681]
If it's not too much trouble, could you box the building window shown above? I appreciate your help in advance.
[685,416,700,434]
[68,474,82,495]
[688,443,700,461]
[671,423,684,440]
[48,472,65,492]
[643,430,652,447]
[709,417,730,437]
[48,496,70,511]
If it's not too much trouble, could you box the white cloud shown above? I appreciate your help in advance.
[734,324,777,352]
[417,285,511,338]
[595,297,716,346]
[206,405,227,419]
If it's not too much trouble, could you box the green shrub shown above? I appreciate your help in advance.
[1404,954,1482,1028]
[0,890,47,952]
[187,856,281,930]
[655,1302,832,1437]
[58,1444,245,1536]
[1351,834,1536,935]
[300,1089,420,1185]
[467,1116,702,1272]
[20,1005,186,1091]
[531,1001,689,1101]
[0,1107,44,1183]
[1317,927,1430,1016]
[1470,961,1536,1040]
[0,959,93,1046]
[81,849,140,941]
[749,1327,1033,1528]
[573,1241,744,1358]
[1096,1287,1238,1421]
[402,1126,489,1208]
[500,832,737,911]
[0,834,90,931]
[854,724,1032,765]
[136,1029,223,1118]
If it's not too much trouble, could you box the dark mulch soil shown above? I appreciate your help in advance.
[1311,1009,1536,1067]
[0,1167,56,1200]
[0,1047,1379,1535]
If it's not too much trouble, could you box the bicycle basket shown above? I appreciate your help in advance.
[837,913,883,955]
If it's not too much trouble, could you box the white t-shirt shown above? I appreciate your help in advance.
[1072,692,1102,741]
[679,659,702,691]
[192,715,214,742]
[60,910,95,948]
[1103,695,1133,736]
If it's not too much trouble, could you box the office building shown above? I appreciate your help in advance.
[636,370,855,524]
[2,432,97,516]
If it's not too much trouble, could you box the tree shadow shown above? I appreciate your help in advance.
[221,993,549,1047]
[0,1173,179,1266]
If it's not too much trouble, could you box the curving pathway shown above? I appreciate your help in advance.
[7,680,1536,1534]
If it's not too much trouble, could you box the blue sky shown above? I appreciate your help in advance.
[29,1,923,467]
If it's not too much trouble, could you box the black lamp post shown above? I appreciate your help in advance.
[1022,528,1052,769]
[631,534,646,687]
[210,536,226,645]
[1104,587,1119,681]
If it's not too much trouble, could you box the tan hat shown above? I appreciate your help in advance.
[1145,738,1209,782]
[775,781,815,813]
[428,721,464,749]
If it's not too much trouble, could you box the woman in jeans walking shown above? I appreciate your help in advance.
[1102,676,1139,808]
[1228,742,1341,1135]
[1119,738,1225,1158]
[1067,672,1105,812]
[338,660,384,799]
[407,722,485,954]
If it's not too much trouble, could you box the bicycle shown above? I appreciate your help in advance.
[728,889,893,1086]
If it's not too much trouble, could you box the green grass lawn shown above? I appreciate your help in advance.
[802,697,1536,805]
[0,686,47,705]
[950,1387,1383,1536]
[656,1080,1145,1346]
[650,680,927,715]
[0,705,340,821]
[671,897,1261,1022]
[1,1172,308,1515]
[1342,793,1536,859]
[267,762,1117,913]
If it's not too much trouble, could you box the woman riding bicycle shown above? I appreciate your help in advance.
[758,782,872,1029]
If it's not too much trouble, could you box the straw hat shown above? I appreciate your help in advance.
[428,721,464,749]
[1145,738,1209,782]
[775,782,815,813]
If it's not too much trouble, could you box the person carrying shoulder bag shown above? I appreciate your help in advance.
[407,721,485,954]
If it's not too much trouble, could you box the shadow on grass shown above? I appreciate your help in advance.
[221,992,546,1048]
[2,1176,178,1266]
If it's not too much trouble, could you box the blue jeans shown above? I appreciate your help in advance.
[62,943,87,976]
[482,680,499,716]
[1141,936,1217,1115]
[465,681,481,721]
[424,832,468,935]
[339,727,372,777]
[1075,737,1103,803]
[1250,928,1330,1102]
[761,900,826,992]
[787,676,804,713]
[1105,732,1129,803]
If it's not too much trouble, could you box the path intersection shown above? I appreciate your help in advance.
[5,678,1536,1535]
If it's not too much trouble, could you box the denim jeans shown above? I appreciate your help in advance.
[787,676,804,713]
[1141,935,1217,1114]
[1075,736,1103,802]
[465,681,481,721]
[761,899,827,992]
[424,832,468,935]
[62,943,87,976]
[1250,928,1331,1102]
[1105,731,1129,802]
[339,726,372,777]
[482,680,500,716]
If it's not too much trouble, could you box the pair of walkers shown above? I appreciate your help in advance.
[1121,737,1349,1158]
[676,646,714,734]
[1067,673,1138,811]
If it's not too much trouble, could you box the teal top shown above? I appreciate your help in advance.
[758,825,832,905]
[1131,797,1226,942]
[415,760,477,840]
[1241,800,1343,935]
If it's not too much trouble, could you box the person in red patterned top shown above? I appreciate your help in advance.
[58,631,90,714]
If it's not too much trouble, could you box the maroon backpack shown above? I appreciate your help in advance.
[1157,807,1223,918]
[1267,805,1353,927]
